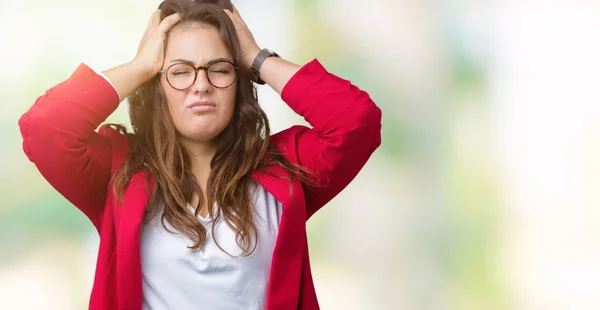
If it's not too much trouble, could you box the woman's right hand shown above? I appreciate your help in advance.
[132,10,182,79]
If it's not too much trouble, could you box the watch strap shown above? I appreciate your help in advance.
[251,49,279,85]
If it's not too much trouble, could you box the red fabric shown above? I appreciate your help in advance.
[19,59,382,310]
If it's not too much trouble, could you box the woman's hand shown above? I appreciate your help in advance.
[102,10,181,100]
[224,6,261,68]
[224,5,301,94]
[132,10,182,80]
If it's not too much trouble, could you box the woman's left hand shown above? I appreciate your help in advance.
[224,5,261,68]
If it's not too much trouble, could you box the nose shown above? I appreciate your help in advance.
[190,68,212,93]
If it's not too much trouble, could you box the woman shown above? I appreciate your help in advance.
[18,0,381,309]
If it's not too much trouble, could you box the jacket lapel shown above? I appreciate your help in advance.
[253,167,307,310]
[113,171,154,309]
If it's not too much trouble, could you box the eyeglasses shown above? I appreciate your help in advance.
[159,60,238,90]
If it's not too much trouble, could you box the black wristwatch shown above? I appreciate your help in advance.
[251,48,280,85]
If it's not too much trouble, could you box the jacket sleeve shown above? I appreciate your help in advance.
[18,64,121,229]
[279,59,382,219]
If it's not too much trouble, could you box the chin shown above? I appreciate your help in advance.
[179,125,225,143]
[175,116,231,144]
[180,131,219,143]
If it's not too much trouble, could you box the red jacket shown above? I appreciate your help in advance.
[18,59,382,309]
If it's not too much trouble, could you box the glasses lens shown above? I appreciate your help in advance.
[167,64,196,90]
[166,62,237,90]
[207,61,236,88]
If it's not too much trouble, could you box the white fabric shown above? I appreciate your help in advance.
[140,181,282,310]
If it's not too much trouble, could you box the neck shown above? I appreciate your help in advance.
[181,138,217,186]
[180,139,217,214]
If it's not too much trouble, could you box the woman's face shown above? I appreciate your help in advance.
[160,25,237,144]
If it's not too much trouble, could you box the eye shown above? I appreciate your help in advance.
[210,69,230,74]
[172,70,194,76]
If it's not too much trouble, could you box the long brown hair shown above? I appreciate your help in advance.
[110,0,312,256]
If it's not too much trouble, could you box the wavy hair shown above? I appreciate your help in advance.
[109,0,313,256]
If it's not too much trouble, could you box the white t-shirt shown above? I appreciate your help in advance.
[140,181,282,310]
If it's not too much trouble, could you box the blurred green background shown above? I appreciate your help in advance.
[2,0,600,309]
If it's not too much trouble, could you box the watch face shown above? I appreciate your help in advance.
[264,49,279,57]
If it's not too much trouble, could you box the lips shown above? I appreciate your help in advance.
[187,101,216,112]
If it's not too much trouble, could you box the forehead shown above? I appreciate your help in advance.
[164,25,232,65]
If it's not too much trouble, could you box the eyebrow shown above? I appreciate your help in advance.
[169,57,233,66]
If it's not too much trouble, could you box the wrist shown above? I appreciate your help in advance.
[128,59,158,82]
[250,48,281,85]
[245,47,261,68]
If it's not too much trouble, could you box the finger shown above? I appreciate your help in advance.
[231,4,242,19]
[224,8,245,28]
[147,10,161,29]
[157,13,182,34]
[224,9,236,21]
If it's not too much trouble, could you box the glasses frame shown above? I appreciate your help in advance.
[159,60,239,90]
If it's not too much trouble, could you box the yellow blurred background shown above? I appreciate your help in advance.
[2,0,600,309]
